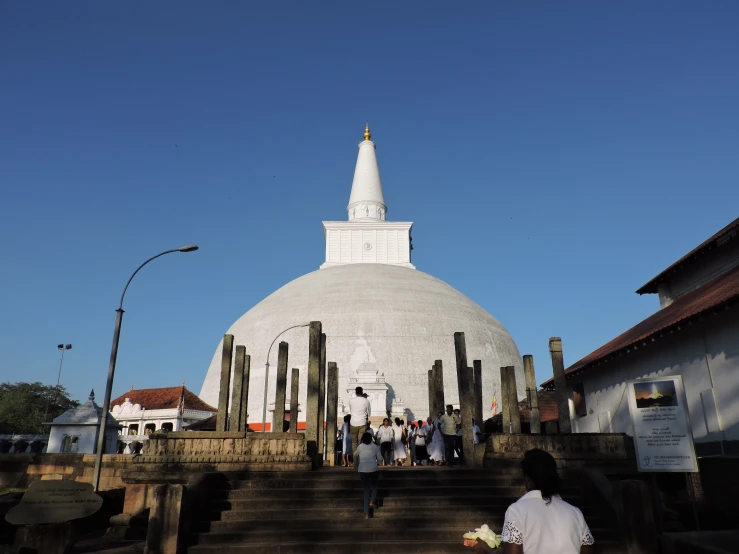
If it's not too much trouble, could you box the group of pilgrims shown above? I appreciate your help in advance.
[337,386,481,467]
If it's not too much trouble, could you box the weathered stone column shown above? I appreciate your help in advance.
[506,365,521,434]
[241,354,250,431]
[326,362,339,466]
[289,368,299,433]
[454,332,476,466]
[318,333,327,464]
[500,366,511,434]
[523,354,540,434]
[432,360,445,417]
[549,337,572,433]
[473,360,483,427]
[216,334,234,432]
[273,341,289,432]
[428,368,434,418]
[306,321,322,467]
[229,345,246,432]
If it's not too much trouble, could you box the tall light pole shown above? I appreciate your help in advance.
[44,344,72,423]
[261,323,310,432]
[92,245,198,492]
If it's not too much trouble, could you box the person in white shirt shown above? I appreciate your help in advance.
[414,419,430,466]
[392,418,407,466]
[348,387,371,454]
[375,418,395,466]
[407,423,417,466]
[473,449,595,554]
[353,432,383,519]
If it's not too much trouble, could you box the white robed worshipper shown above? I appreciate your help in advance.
[427,415,445,465]
[392,418,407,466]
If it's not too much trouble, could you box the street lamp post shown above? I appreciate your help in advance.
[44,344,72,422]
[261,323,310,432]
[92,245,198,492]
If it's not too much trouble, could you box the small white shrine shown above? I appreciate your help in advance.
[46,390,121,454]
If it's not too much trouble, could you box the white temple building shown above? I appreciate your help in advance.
[46,390,121,454]
[200,125,524,430]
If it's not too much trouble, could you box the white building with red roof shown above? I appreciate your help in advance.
[543,217,739,455]
[110,384,216,453]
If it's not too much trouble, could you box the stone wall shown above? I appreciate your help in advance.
[136,431,311,470]
[484,433,635,468]
[0,453,132,490]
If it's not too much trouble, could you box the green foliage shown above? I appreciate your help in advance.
[0,382,79,434]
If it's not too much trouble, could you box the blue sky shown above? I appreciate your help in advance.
[1,2,738,405]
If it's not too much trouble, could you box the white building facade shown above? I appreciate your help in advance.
[546,218,739,455]
[111,385,216,453]
[46,391,121,454]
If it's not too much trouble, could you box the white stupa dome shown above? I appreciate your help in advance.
[199,125,524,427]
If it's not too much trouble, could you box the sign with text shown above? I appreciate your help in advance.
[5,480,103,525]
[627,376,698,473]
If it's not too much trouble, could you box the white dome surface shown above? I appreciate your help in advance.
[200,264,524,426]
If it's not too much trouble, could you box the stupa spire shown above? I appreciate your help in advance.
[347,123,387,221]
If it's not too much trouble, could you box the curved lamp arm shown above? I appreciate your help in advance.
[92,244,198,491]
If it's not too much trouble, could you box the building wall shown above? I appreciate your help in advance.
[572,308,739,446]
[663,239,739,302]
[48,426,119,454]
[0,453,132,490]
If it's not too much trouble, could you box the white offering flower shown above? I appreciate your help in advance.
[462,524,502,548]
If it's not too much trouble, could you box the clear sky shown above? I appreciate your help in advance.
[1,2,738,405]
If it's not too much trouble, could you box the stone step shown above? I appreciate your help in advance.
[204,497,597,518]
[192,526,620,545]
[197,516,615,537]
[211,485,582,500]
[208,491,572,512]
[217,476,527,489]
[208,493,590,510]
[223,468,525,479]
[188,539,626,554]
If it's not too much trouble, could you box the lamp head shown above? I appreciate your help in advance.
[57,344,64,350]
[178,245,199,253]
[65,344,72,350]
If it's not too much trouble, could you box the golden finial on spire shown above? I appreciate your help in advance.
[363,122,371,141]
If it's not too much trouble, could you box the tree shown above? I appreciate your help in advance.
[0,382,79,434]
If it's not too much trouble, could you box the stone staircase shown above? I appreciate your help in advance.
[186,467,625,553]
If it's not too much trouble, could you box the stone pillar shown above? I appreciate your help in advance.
[454,332,476,466]
[216,334,233,432]
[289,368,299,433]
[473,360,483,427]
[318,333,327,463]
[144,484,184,554]
[230,345,246,432]
[326,362,339,466]
[432,360,445,417]
[500,366,511,434]
[428,368,434,418]
[273,341,289,432]
[306,321,322,467]
[549,337,572,433]
[506,365,521,433]
[523,354,540,434]
[241,354,250,431]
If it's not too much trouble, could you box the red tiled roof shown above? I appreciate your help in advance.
[637,217,739,294]
[111,386,216,412]
[519,391,559,423]
[542,264,739,388]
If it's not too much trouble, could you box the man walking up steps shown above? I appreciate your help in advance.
[349,387,371,454]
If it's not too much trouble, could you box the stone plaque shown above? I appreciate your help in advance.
[5,480,103,525]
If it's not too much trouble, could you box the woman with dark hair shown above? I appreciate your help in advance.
[353,431,383,519]
[474,449,594,553]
